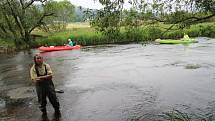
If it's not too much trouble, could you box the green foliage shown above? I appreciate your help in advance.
[164,11,197,28]
[0,0,75,48]
[92,0,215,38]
[185,23,215,37]
[35,36,65,47]
[91,9,121,37]
[125,28,143,42]
[124,26,163,42]
[162,30,184,39]
[43,0,75,32]
[0,39,15,48]
[195,0,215,13]
[122,9,140,27]
[198,25,215,37]
[142,27,162,40]
[185,28,199,37]
[90,0,123,39]
[30,22,215,47]
[2,0,215,49]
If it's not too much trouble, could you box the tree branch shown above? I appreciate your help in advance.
[156,13,215,35]
[23,0,34,9]
[0,24,8,34]
[29,13,55,33]
[6,0,25,38]
[19,0,24,9]
[190,13,215,23]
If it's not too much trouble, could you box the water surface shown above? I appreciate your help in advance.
[0,37,215,121]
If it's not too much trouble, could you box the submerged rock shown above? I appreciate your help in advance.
[7,87,34,99]
[185,64,201,69]
[4,86,35,106]
[0,98,6,109]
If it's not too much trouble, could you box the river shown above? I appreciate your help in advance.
[0,37,215,121]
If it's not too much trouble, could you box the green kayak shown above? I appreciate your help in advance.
[155,38,198,44]
[155,35,197,44]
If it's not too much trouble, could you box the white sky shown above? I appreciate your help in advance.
[56,0,104,9]
[55,0,132,9]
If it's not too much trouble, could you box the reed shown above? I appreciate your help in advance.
[2,22,215,48]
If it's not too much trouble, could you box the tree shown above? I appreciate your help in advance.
[0,0,54,47]
[90,0,124,39]
[0,0,75,47]
[43,0,75,32]
[149,0,215,26]
[92,0,215,34]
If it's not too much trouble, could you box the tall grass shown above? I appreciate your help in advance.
[0,39,16,53]
[1,22,215,48]
[27,22,215,47]
[0,38,15,47]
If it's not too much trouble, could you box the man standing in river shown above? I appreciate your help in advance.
[30,54,60,116]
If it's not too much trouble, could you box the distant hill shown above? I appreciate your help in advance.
[73,6,85,22]
[73,6,98,22]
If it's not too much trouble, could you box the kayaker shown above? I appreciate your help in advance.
[30,54,60,116]
[68,38,74,47]
[183,34,189,40]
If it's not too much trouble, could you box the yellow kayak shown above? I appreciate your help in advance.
[155,35,198,44]
[155,38,198,44]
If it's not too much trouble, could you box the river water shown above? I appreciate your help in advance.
[0,37,215,121]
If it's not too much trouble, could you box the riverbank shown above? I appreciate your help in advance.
[1,22,215,53]
[0,46,16,54]
[33,22,215,47]
[0,39,16,54]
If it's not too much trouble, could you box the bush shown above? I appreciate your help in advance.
[185,27,200,37]
[31,22,215,47]
[199,25,215,37]
[141,27,162,41]
[35,36,65,47]
[0,39,15,47]
[162,30,184,39]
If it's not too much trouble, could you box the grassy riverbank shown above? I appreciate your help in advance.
[0,39,16,53]
[33,22,215,47]
[0,38,15,47]
[1,22,215,49]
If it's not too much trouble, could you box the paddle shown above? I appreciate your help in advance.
[55,89,64,93]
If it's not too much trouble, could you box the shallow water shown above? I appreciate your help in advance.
[0,37,215,121]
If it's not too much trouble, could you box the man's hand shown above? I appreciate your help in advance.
[33,75,52,83]
[32,77,41,83]
[37,75,52,81]
[35,77,41,81]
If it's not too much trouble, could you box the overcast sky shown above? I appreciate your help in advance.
[56,0,104,9]
[55,0,132,9]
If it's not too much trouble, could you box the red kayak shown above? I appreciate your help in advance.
[38,45,81,52]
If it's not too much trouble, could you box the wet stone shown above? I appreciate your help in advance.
[0,98,6,109]
[185,64,201,69]
[7,86,34,99]
[5,86,35,105]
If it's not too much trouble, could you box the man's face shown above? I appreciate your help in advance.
[35,56,43,65]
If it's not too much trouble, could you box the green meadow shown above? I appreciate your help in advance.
[33,22,215,47]
[1,22,215,48]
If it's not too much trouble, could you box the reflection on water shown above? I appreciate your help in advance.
[0,37,215,121]
[0,98,6,109]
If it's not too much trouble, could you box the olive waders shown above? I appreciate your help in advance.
[35,65,60,114]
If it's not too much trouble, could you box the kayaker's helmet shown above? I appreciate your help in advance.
[68,36,74,41]
[68,38,71,42]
